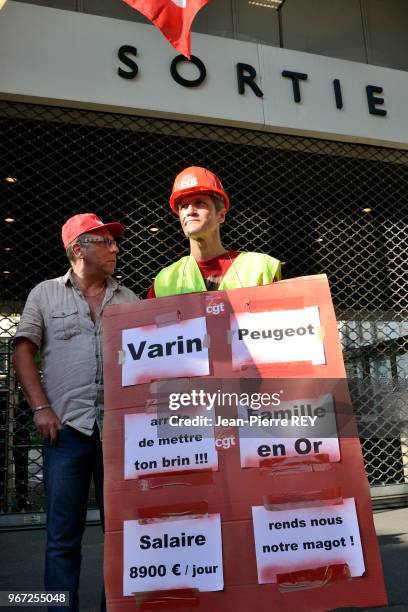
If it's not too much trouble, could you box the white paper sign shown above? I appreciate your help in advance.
[238,394,340,467]
[230,307,326,370]
[123,515,224,595]
[122,317,209,386]
[252,498,365,584]
[124,410,218,478]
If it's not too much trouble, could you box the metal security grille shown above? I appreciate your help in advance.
[1,100,407,520]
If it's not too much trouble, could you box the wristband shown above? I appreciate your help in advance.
[32,404,51,414]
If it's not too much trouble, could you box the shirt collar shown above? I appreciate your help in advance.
[63,269,119,291]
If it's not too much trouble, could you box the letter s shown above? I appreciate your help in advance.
[139,535,150,550]
[271,393,281,406]
[118,45,138,79]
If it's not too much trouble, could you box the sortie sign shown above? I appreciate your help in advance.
[118,46,388,117]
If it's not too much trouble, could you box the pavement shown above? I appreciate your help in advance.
[1,507,408,612]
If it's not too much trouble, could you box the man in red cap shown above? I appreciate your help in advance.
[147,166,281,297]
[13,213,138,612]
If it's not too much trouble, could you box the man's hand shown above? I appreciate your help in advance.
[13,338,63,444]
[33,407,63,445]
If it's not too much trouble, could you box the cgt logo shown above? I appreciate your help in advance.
[206,298,225,316]
[215,435,236,450]
[179,175,198,189]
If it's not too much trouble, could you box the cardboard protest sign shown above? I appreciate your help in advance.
[103,275,387,611]
[104,275,347,414]
[122,316,209,386]
[230,306,326,369]
[124,409,218,478]
[123,514,223,595]
[238,393,341,467]
[252,498,364,584]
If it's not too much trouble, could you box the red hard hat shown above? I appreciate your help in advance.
[169,166,230,215]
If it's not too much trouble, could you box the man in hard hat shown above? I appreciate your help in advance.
[147,166,281,297]
[12,213,138,612]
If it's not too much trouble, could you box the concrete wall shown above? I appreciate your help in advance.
[3,1,408,150]
[11,0,408,71]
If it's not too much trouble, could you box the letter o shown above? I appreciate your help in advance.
[296,327,306,335]
[170,55,207,87]
[294,437,312,454]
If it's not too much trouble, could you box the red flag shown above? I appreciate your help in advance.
[123,0,209,59]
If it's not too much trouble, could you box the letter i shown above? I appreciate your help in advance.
[177,336,184,353]
[333,79,343,109]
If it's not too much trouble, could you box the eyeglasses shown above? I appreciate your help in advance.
[78,237,118,248]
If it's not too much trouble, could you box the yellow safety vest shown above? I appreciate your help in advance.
[154,252,281,297]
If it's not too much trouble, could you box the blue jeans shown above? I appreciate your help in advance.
[43,424,105,612]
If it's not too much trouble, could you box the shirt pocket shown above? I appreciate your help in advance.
[50,308,81,340]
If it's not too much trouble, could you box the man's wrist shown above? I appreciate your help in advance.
[32,404,51,414]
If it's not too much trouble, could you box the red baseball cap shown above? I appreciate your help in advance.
[62,213,125,249]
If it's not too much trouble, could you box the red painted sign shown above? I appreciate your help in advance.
[103,275,386,611]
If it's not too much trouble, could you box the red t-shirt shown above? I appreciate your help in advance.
[146,250,240,298]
